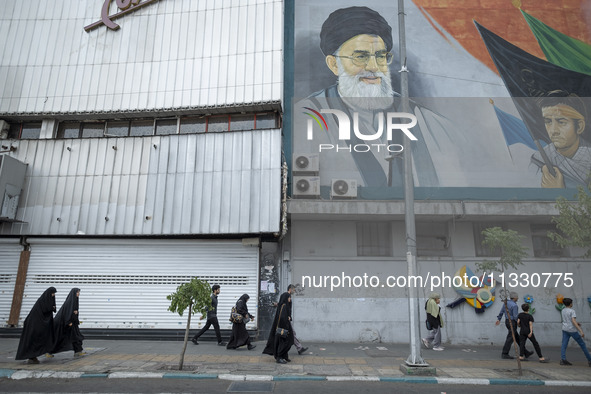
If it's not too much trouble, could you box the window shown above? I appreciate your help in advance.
[357,222,392,257]
[106,121,129,137]
[130,120,154,136]
[207,115,229,132]
[180,117,206,134]
[230,114,254,131]
[57,122,81,139]
[10,122,43,139]
[82,122,106,138]
[531,224,564,257]
[7,111,280,140]
[417,222,450,257]
[255,113,277,129]
[155,119,177,135]
[474,222,506,257]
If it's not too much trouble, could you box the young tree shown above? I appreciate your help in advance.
[476,226,528,376]
[167,277,212,370]
[549,185,591,257]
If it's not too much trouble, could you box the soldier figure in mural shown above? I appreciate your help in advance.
[531,93,591,188]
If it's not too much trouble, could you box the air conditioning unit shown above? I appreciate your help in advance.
[0,155,27,220]
[292,153,319,175]
[331,179,357,199]
[293,176,320,198]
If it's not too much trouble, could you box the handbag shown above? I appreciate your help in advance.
[276,327,289,338]
[275,304,289,338]
[424,299,433,330]
[229,306,243,323]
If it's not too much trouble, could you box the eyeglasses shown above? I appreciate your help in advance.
[335,51,394,67]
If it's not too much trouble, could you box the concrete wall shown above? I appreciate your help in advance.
[288,219,591,346]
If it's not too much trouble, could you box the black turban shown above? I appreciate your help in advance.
[320,6,393,56]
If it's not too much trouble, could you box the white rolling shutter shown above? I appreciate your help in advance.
[0,238,21,325]
[19,238,259,330]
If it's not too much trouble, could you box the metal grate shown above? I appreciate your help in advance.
[31,275,250,286]
[0,274,15,284]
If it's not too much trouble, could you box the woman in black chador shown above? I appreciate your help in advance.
[226,294,256,350]
[262,292,294,364]
[16,287,57,364]
[48,288,85,358]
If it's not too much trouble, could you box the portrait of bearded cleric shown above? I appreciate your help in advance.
[292,5,454,191]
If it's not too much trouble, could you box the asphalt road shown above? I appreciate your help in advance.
[1,378,590,394]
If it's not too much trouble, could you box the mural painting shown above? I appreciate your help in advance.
[290,0,591,198]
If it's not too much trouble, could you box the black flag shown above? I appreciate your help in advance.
[475,20,591,144]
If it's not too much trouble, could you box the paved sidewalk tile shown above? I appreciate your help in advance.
[1,338,590,385]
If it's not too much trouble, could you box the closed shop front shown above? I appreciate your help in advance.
[18,238,259,330]
[0,238,21,325]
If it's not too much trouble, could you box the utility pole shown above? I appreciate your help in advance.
[399,0,427,367]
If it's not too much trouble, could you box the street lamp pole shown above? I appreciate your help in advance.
[398,0,426,366]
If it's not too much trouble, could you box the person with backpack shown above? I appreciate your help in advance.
[422,292,444,351]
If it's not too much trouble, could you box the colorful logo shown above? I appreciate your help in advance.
[303,107,328,132]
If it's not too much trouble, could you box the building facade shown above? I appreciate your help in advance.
[0,0,284,334]
[284,0,591,346]
[1,0,590,348]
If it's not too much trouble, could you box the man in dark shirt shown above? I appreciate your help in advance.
[192,284,225,346]
[495,291,532,359]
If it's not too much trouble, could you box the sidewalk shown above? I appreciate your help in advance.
[0,338,590,387]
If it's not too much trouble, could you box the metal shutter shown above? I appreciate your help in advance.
[0,238,21,325]
[19,238,259,329]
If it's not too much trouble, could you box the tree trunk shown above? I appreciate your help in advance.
[179,302,193,370]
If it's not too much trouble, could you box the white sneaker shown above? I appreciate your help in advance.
[421,338,431,349]
[432,346,444,351]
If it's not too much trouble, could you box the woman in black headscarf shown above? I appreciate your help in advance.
[262,292,294,364]
[48,288,85,357]
[226,294,256,350]
[16,287,57,364]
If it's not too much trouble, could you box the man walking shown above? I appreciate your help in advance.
[287,284,308,355]
[192,284,225,346]
[495,291,532,359]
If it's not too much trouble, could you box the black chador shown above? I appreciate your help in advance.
[226,294,255,350]
[50,288,85,355]
[16,287,57,362]
[262,292,294,363]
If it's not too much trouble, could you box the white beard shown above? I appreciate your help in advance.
[336,57,395,111]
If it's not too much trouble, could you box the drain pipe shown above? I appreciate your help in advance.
[7,236,31,326]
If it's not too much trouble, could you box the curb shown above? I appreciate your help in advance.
[2,370,591,387]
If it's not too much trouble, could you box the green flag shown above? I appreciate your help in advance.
[521,9,591,75]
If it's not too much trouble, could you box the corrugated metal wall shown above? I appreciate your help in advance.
[0,238,20,325]
[0,129,281,235]
[20,238,259,329]
[0,0,283,115]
